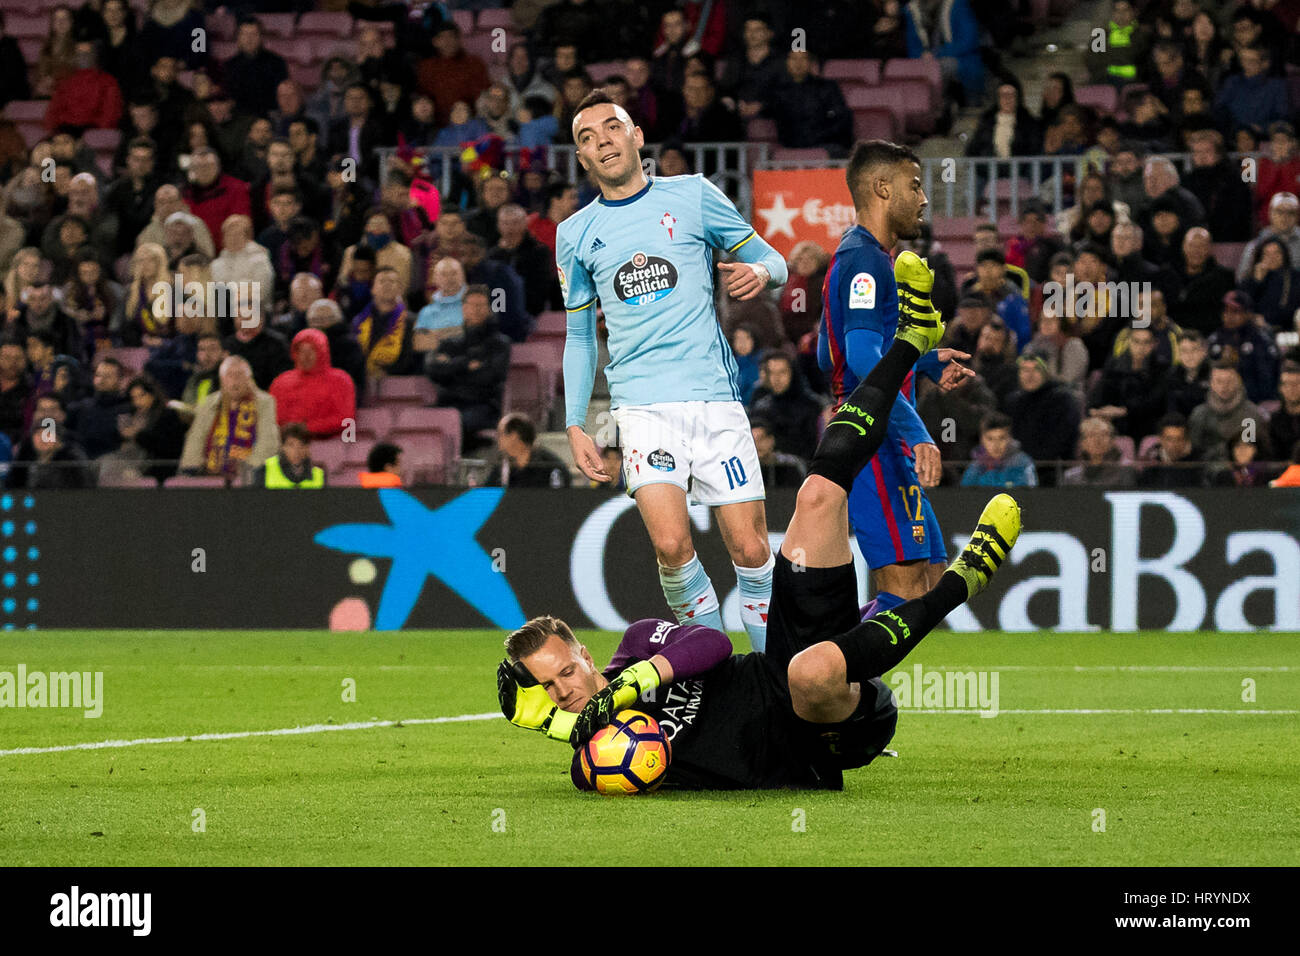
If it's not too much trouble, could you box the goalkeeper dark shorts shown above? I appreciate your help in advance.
[764,551,899,779]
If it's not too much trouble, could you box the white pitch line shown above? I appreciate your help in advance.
[4,705,1298,759]
[0,713,500,757]
[922,666,1295,672]
[906,708,1298,715]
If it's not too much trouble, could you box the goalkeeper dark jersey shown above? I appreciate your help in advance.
[602,619,842,790]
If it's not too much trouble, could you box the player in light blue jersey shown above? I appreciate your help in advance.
[559,90,789,651]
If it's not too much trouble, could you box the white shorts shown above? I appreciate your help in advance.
[612,401,766,507]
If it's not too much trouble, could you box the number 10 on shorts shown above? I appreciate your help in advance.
[722,456,748,490]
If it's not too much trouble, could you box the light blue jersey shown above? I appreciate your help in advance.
[558,175,788,427]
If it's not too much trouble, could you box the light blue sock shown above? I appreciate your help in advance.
[734,554,774,652]
[659,555,723,631]
[861,590,906,622]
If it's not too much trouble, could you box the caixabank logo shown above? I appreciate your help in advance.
[313,488,525,631]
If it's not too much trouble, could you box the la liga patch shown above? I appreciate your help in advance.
[848,272,876,310]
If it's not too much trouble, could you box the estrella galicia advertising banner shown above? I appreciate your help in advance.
[14,488,1300,632]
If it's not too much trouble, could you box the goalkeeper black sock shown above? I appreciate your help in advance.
[829,571,969,684]
[808,338,921,493]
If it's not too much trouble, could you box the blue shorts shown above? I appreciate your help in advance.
[848,448,947,570]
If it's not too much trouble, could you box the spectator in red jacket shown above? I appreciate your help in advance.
[268,327,356,439]
[183,149,251,254]
[416,24,491,127]
[1256,121,1300,228]
[44,42,123,132]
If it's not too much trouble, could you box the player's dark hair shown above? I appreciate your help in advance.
[367,441,402,473]
[499,412,535,446]
[464,283,491,302]
[845,140,920,211]
[975,248,1005,265]
[505,615,579,662]
[980,411,1013,435]
[573,89,616,125]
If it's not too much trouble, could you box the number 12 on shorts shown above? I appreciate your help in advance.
[721,456,749,490]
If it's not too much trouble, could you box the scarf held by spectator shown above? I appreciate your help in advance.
[204,393,258,476]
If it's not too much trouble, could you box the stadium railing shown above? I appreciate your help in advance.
[377,142,769,220]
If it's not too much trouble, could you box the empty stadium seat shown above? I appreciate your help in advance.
[333,466,365,486]
[205,8,236,40]
[1074,84,1119,114]
[257,13,298,39]
[586,61,625,85]
[889,78,936,135]
[389,406,463,465]
[944,241,976,272]
[462,32,503,65]
[113,347,151,375]
[311,440,349,475]
[932,216,989,241]
[529,312,567,358]
[451,10,475,34]
[506,343,561,424]
[476,9,513,31]
[5,101,48,123]
[4,15,50,39]
[396,431,450,484]
[746,118,779,143]
[844,85,928,137]
[164,475,227,488]
[882,57,942,100]
[823,59,881,86]
[770,147,830,163]
[83,128,121,152]
[852,108,899,143]
[353,406,394,442]
[17,124,45,149]
[1212,243,1248,268]
[373,375,437,407]
[298,11,354,37]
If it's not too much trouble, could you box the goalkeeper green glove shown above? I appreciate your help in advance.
[496,658,578,743]
[572,659,662,746]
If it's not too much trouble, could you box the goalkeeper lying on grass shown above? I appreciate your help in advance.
[499,244,1023,789]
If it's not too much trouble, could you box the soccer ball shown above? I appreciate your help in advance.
[571,710,672,795]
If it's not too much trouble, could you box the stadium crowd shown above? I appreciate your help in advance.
[0,0,1296,490]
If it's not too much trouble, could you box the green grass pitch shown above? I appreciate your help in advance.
[2,630,1297,866]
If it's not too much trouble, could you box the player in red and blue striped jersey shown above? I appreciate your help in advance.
[818,141,976,620]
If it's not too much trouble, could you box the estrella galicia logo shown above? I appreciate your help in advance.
[615,252,677,305]
[648,449,676,471]
[313,488,525,630]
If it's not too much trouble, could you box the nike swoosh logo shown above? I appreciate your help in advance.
[827,421,866,436]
